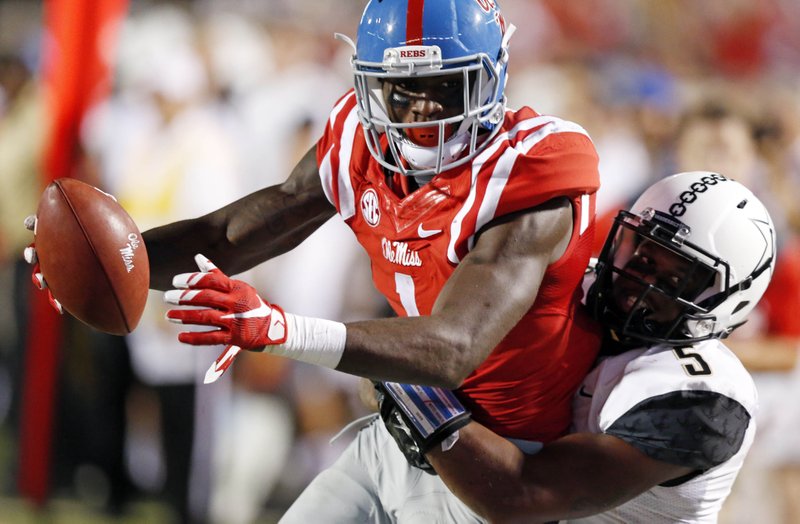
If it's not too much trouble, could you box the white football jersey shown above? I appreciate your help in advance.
[568,339,757,523]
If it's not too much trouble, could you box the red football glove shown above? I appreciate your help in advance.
[165,254,288,383]
[23,215,63,314]
[164,254,288,347]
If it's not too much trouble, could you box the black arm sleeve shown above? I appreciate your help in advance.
[605,390,751,471]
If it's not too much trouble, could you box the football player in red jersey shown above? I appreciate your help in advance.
[385,172,775,523]
[150,0,601,444]
[26,0,601,520]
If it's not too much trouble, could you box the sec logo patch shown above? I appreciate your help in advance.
[360,188,381,227]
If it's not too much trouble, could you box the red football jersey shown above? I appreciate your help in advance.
[317,92,602,441]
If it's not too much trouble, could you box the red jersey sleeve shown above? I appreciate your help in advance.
[495,123,600,218]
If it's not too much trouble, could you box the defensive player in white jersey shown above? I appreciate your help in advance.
[24,0,603,521]
[380,171,776,523]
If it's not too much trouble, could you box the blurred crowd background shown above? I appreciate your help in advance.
[2,0,800,523]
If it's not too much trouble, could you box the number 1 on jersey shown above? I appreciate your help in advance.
[395,272,420,316]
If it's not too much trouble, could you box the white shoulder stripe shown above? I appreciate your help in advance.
[337,102,360,220]
[319,93,357,213]
[447,116,591,263]
[580,193,590,235]
[319,146,335,205]
[329,92,355,131]
[468,147,517,252]
[519,117,591,152]
[447,155,487,263]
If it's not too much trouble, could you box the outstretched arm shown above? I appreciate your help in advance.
[145,146,335,290]
[167,196,576,387]
[427,422,693,523]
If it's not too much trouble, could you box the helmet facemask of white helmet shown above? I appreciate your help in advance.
[591,209,724,345]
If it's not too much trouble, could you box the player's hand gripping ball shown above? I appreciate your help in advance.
[27,178,149,335]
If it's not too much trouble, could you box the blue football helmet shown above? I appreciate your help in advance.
[337,0,514,177]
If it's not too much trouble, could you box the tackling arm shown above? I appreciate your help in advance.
[427,422,693,523]
[144,146,335,290]
[339,196,574,387]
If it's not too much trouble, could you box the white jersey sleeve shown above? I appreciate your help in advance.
[570,339,758,524]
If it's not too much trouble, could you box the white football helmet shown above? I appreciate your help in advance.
[589,171,776,344]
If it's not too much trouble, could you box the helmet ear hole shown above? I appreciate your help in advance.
[731,301,750,315]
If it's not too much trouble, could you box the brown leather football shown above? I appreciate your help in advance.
[34,178,149,335]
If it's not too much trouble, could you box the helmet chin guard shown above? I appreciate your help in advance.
[397,131,472,172]
[338,0,514,176]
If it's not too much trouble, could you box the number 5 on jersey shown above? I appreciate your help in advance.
[673,347,712,376]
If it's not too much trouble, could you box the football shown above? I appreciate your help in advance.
[34,178,149,335]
